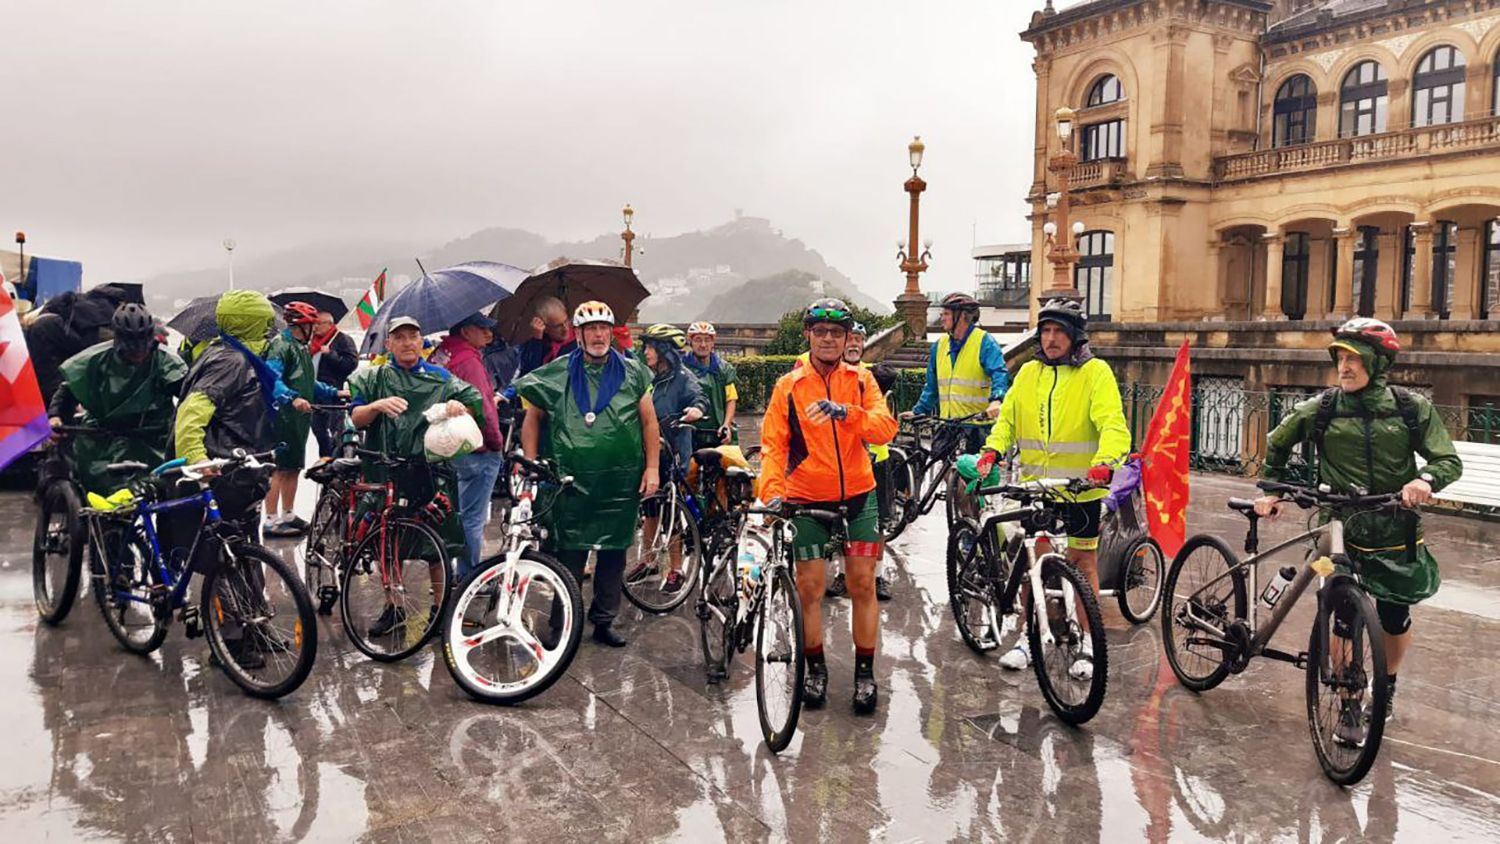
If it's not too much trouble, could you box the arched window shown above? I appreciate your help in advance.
[1086,75,1124,107]
[1074,231,1114,320]
[1340,61,1388,137]
[1413,46,1466,127]
[1273,75,1318,147]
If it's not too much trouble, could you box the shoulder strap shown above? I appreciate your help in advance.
[1388,386,1422,451]
[1312,388,1340,451]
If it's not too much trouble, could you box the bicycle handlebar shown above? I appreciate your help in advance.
[355,448,430,468]
[159,449,275,481]
[507,451,581,492]
[974,477,1094,499]
[1256,481,1406,511]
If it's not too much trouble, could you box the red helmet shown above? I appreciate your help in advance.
[283,301,320,326]
[1331,317,1400,358]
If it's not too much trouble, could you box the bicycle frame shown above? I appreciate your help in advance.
[89,486,223,612]
[975,494,1083,651]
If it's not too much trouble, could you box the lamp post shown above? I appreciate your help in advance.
[1043,107,1083,303]
[620,204,637,268]
[894,136,934,339]
[15,231,26,293]
[223,238,237,290]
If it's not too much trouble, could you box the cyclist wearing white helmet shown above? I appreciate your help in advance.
[684,320,740,450]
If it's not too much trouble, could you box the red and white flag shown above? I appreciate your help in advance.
[355,268,387,330]
[0,283,50,470]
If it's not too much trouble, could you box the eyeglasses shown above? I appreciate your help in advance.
[809,326,847,339]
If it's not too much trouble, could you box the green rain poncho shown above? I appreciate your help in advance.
[347,359,484,558]
[53,341,187,493]
[1262,338,1463,605]
[516,352,652,551]
[265,330,334,469]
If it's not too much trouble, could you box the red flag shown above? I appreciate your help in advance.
[0,283,51,470]
[1141,341,1192,558]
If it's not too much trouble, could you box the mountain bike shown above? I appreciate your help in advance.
[81,450,318,699]
[1161,481,1404,785]
[946,477,1110,725]
[623,418,706,613]
[883,412,988,542]
[441,452,585,705]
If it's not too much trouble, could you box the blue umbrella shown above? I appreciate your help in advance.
[360,261,526,354]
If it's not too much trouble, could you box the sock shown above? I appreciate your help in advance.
[805,645,825,662]
[855,650,874,676]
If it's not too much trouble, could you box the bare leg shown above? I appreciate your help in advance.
[277,469,299,514]
[795,559,827,652]
[844,555,880,650]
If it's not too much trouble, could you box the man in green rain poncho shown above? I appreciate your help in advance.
[48,303,187,495]
[1255,318,1462,736]
[347,316,485,639]
[263,301,339,538]
[516,300,659,648]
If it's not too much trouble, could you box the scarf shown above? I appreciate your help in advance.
[218,331,282,419]
[568,348,627,421]
[685,352,720,376]
[309,324,338,355]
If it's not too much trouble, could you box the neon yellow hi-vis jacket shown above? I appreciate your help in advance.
[983,356,1130,502]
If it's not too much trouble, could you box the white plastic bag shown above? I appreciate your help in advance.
[422,403,482,461]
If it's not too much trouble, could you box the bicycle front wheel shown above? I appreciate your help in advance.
[1306,578,1390,786]
[1117,535,1166,625]
[203,543,318,699]
[442,550,583,705]
[1162,535,1248,692]
[1027,555,1109,725]
[755,565,805,754]
[699,527,756,680]
[623,491,702,614]
[299,490,346,615]
[946,517,1005,654]
[341,518,453,662]
[881,454,915,543]
[34,481,85,625]
[92,522,170,655]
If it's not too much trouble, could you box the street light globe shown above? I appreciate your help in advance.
[222,238,236,252]
[1043,221,1058,237]
[908,136,925,170]
[1055,107,1076,143]
[897,239,907,251]
[622,204,634,226]
[1071,221,1086,236]
[923,238,934,249]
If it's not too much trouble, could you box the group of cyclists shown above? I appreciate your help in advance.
[33,278,1462,775]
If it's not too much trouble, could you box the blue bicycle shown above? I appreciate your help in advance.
[83,449,319,699]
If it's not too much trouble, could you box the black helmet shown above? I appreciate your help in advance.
[112,303,155,339]
[1036,297,1086,338]
[803,297,854,329]
[940,292,981,313]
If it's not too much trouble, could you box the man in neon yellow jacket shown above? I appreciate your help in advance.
[974,297,1130,680]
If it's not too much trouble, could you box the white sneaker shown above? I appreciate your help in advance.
[999,640,1031,671]
[1068,638,1095,681]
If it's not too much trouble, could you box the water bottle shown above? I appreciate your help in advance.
[737,547,762,590]
[1260,565,1297,609]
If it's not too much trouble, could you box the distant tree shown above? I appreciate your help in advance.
[762,301,899,356]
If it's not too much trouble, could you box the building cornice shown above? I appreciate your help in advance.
[1022,0,1272,54]
[1265,0,1500,49]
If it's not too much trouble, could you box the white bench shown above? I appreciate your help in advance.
[1418,441,1500,509]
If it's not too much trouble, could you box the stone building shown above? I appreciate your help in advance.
[1020,0,1500,424]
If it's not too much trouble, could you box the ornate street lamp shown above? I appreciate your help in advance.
[1043,107,1083,302]
[894,136,934,338]
[620,204,637,268]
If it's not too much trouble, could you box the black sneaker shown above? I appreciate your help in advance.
[366,605,406,638]
[853,671,879,715]
[875,577,892,602]
[1333,699,1366,748]
[803,660,828,708]
[228,638,266,670]
[825,573,847,599]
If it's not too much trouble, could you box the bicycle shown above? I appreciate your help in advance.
[623,418,707,614]
[80,450,318,699]
[336,448,456,662]
[440,451,585,704]
[883,411,989,542]
[1161,480,1404,785]
[945,476,1110,725]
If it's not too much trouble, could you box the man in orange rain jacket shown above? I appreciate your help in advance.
[756,298,897,715]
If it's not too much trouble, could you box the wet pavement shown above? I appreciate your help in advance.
[1,473,1498,841]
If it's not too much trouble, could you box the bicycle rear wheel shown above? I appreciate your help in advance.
[1161,535,1248,692]
[299,490,345,615]
[881,453,915,543]
[946,517,1008,654]
[203,543,318,699]
[34,481,85,625]
[1116,535,1166,624]
[1027,555,1109,725]
[624,491,702,614]
[442,549,584,705]
[1306,578,1389,786]
[91,522,170,655]
[756,565,805,753]
[699,527,756,680]
[341,518,452,662]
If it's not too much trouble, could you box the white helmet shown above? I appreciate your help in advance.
[687,320,716,337]
[572,300,616,327]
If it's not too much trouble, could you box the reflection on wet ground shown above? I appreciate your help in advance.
[1,473,1498,841]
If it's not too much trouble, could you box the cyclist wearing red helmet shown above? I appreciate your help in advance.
[264,300,340,537]
[1256,317,1462,734]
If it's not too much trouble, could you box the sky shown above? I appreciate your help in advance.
[4,0,1050,302]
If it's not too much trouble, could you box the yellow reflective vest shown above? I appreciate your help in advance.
[983,357,1131,502]
[936,328,993,419]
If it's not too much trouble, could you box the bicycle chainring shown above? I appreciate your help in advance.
[1226,620,1254,674]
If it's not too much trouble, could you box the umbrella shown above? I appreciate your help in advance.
[491,257,650,345]
[167,294,286,344]
[269,287,349,323]
[359,261,526,355]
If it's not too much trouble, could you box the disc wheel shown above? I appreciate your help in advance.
[1306,578,1390,786]
[1161,535,1248,692]
[92,522,170,655]
[34,481,86,625]
[756,565,805,754]
[299,490,346,615]
[623,491,702,614]
[340,517,452,662]
[945,517,1007,654]
[202,542,318,699]
[441,549,584,705]
[1027,555,1109,725]
[1117,535,1167,624]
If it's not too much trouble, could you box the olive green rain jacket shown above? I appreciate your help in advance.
[53,342,187,493]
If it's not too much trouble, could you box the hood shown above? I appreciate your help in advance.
[436,333,481,364]
[216,290,276,354]
[1327,336,1390,399]
[1036,341,1094,368]
[649,342,684,379]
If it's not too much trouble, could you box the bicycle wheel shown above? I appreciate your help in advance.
[624,491,702,614]
[946,517,1005,654]
[1161,535,1248,692]
[441,549,584,705]
[202,543,318,699]
[1306,578,1389,786]
[1117,535,1167,625]
[34,481,85,625]
[881,453,915,543]
[340,517,452,662]
[699,527,757,680]
[1027,555,1108,725]
[91,522,170,655]
[756,565,805,753]
[299,490,345,615]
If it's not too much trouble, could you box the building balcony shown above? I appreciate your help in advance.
[1213,116,1500,182]
[1071,158,1125,189]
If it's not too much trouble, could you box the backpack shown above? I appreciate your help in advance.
[1311,385,1422,454]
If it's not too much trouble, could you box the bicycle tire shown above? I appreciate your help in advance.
[91,523,170,655]
[946,517,1002,654]
[623,490,702,614]
[698,526,751,681]
[34,481,85,625]
[1161,534,1248,693]
[756,565,805,754]
[1027,555,1108,725]
[300,490,345,615]
[1306,578,1389,786]
[441,549,584,705]
[202,543,318,699]
[340,517,453,662]
[881,454,916,543]
[1116,535,1167,625]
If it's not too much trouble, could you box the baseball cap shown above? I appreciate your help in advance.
[452,312,497,331]
[387,316,422,333]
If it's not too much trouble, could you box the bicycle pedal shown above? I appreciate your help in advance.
[181,606,203,639]
[317,585,339,615]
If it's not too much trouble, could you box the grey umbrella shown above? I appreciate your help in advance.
[359,261,526,354]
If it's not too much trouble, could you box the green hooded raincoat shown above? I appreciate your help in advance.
[56,341,187,493]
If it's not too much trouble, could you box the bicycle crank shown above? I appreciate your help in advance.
[1226,620,1255,674]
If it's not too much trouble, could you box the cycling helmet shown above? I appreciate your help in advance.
[687,320,716,337]
[643,323,687,350]
[572,300,615,327]
[282,301,320,326]
[1330,317,1400,360]
[940,292,980,313]
[850,322,868,337]
[803,297,854,329]
[111,302,155,339]
[1037,297,1087,338]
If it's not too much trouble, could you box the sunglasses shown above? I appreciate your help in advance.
[807,307,850,321]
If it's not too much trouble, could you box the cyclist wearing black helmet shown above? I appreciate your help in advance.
[48,302,187,494]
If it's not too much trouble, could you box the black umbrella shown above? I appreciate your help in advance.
[269,287,349,322]
[491,257,650,345]
[167,294,285,343]
[359,261,525,354]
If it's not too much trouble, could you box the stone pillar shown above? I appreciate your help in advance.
[1408,222,1435,319]
[1452,225,1481,320]
[1374,231,1400,320]
[1330,227,1356,319]
[1262,233,1284,319]
[895,293,929,341]
[1208,239,1225,318]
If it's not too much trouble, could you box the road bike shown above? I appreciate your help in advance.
[1161,481,1405,785]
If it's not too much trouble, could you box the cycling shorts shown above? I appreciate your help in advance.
[1057,499,1102,552]
[1334,596,1412,637]
[790,492,881,562]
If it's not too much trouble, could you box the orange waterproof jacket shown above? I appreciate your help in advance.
[757,361,897,504]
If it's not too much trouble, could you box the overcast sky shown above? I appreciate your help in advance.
[6,0,1049,301]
